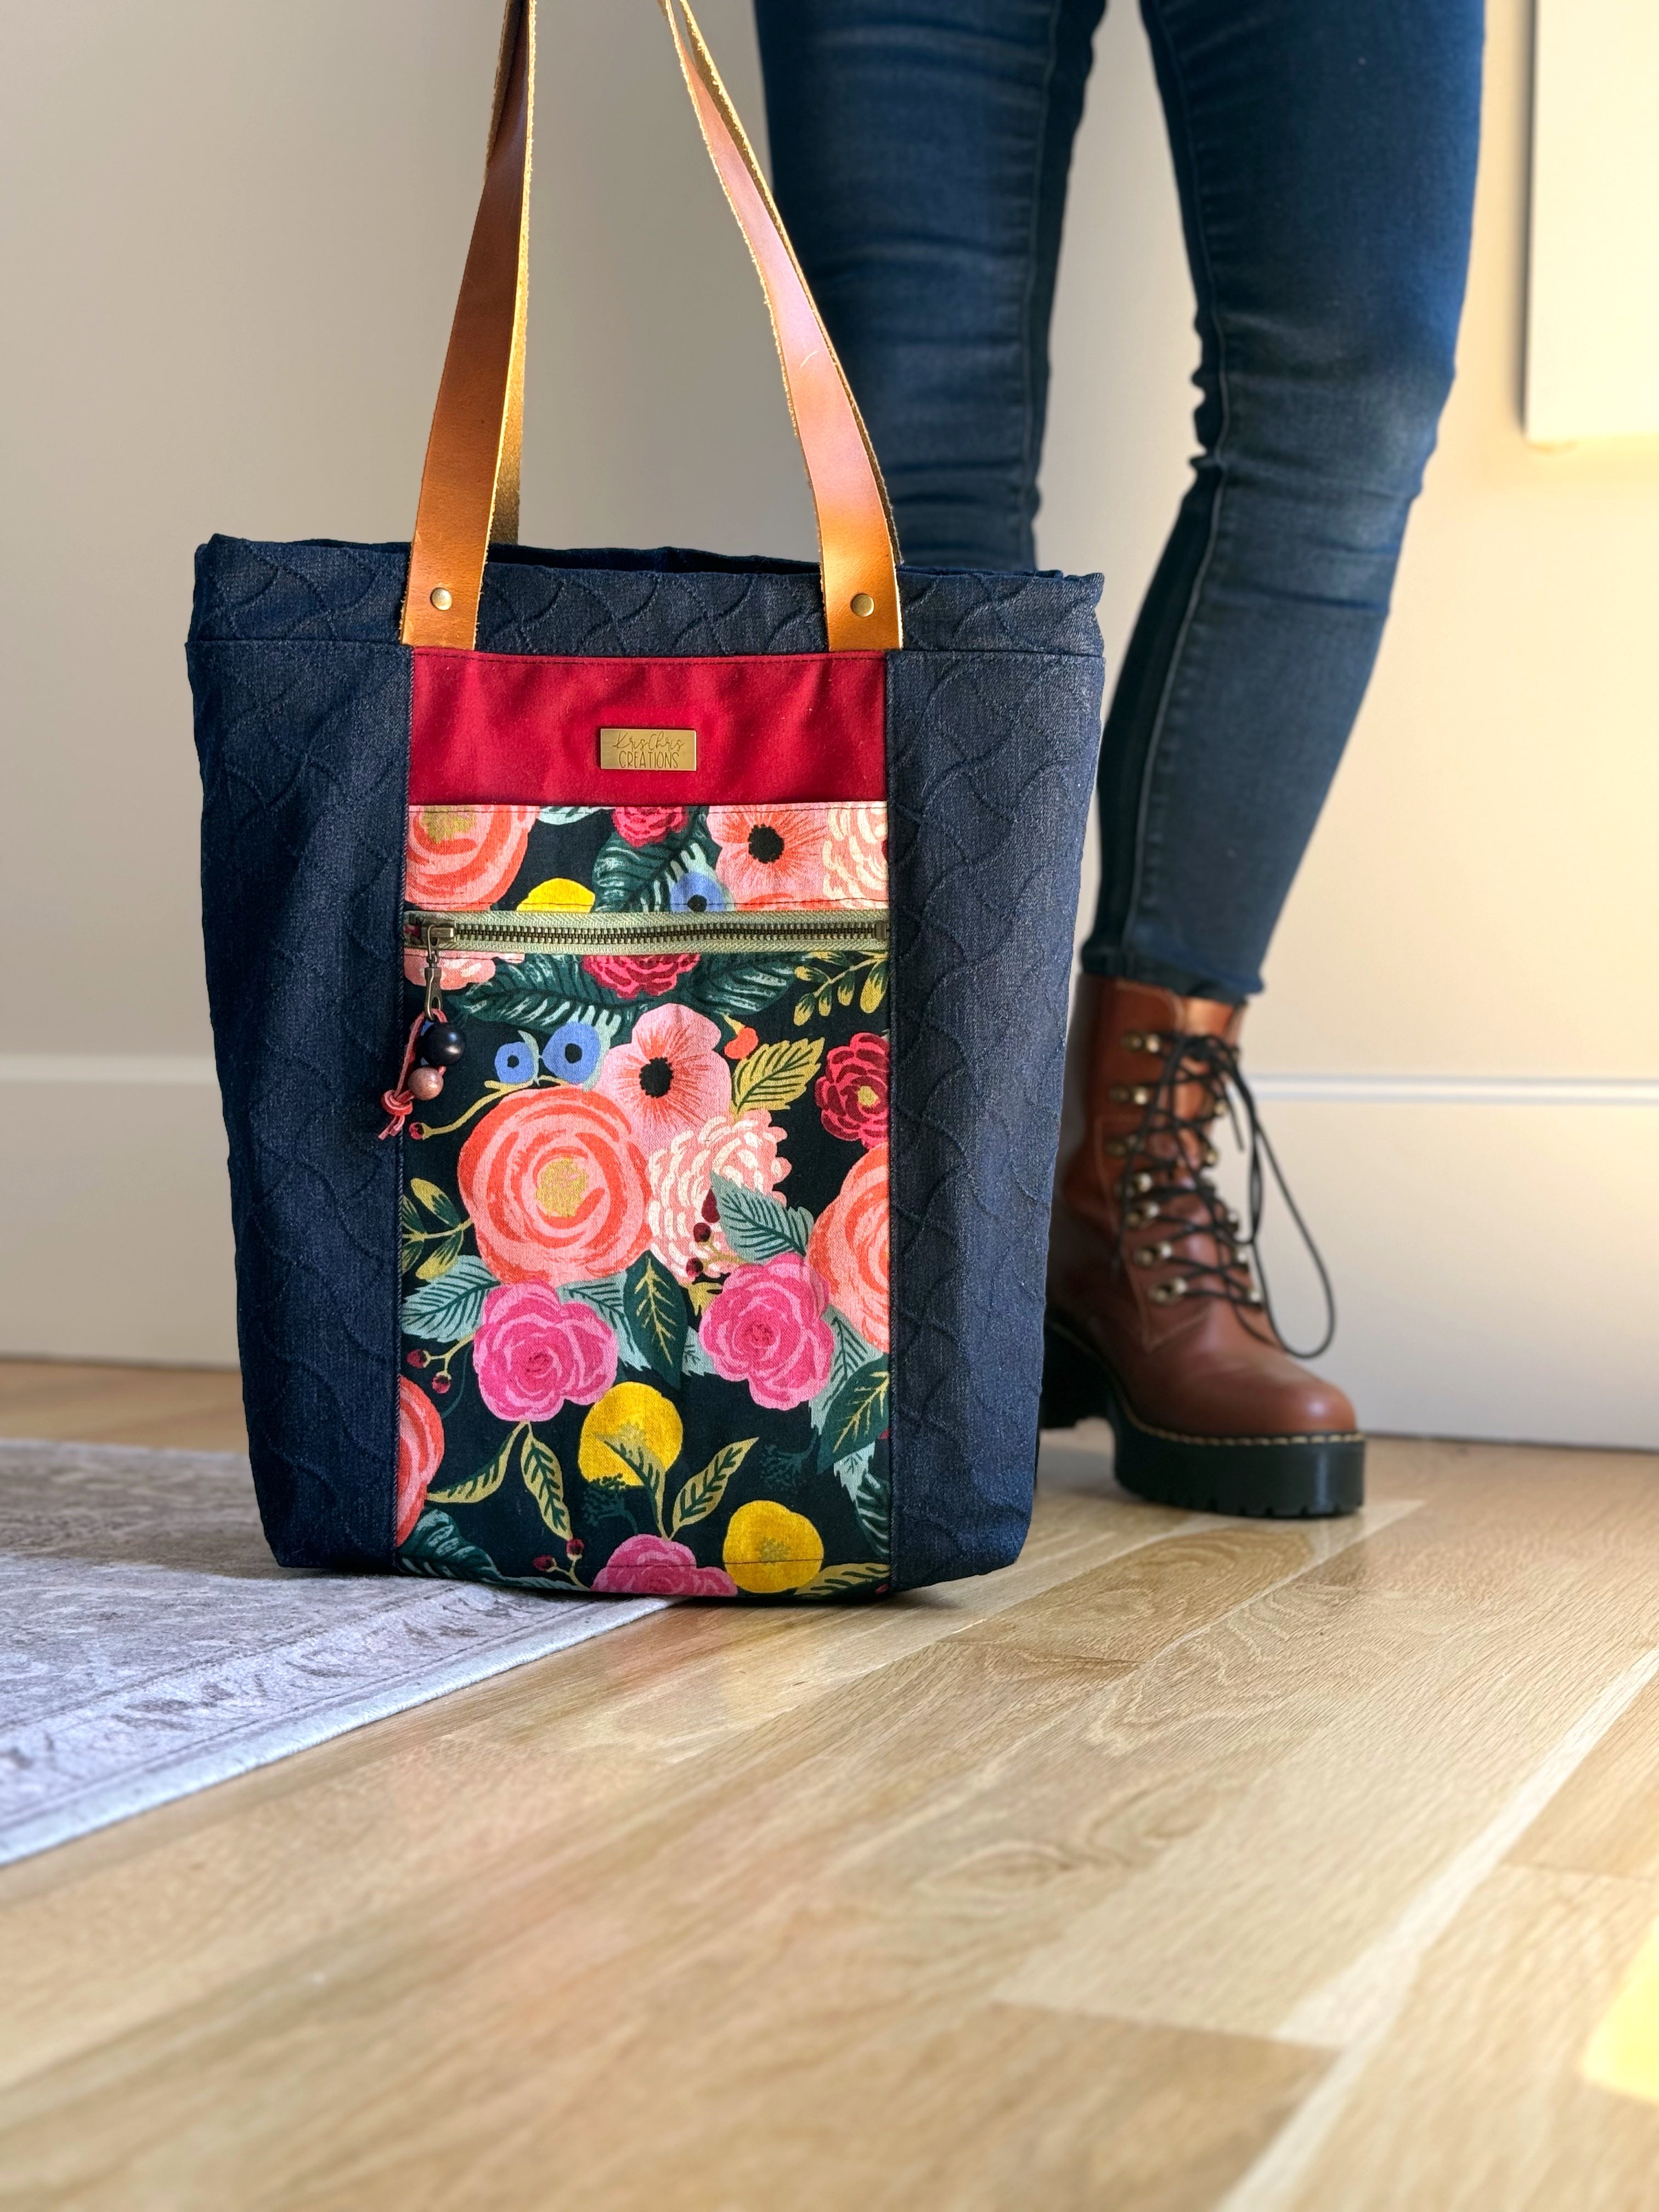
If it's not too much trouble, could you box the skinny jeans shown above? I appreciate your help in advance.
[754,0,1484,1000]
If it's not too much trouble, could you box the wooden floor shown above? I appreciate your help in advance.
[5,1365,1659,2209]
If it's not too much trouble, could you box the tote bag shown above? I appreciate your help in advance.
[188,0,1104,1601]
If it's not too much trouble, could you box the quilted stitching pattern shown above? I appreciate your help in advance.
[887,647,1105,1588]
[191,538,1103,660]
[190,636,410,1568]
[189,535,1103,1582]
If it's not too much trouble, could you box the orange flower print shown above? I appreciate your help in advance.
[459,1088,652,1287]
[647,1109,789,1284]
[404,805,538,910]
[396,1378,444,1544]
[708,806,828,908]
[821,804,888,906]
[806,1143,890,1353]
[592,1003,731,1158]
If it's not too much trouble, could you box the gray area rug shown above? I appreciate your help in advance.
[0,1438,663,1866]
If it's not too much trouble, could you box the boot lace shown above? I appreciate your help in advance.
[1110,1027,1336,1361]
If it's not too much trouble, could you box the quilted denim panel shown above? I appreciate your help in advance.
[191,538,1103,661]
[885,645,1105,1588]
[190,636,410,1569]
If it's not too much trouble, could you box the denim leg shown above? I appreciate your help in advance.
[1085,0,1484,1000]
[754,0,1106,569]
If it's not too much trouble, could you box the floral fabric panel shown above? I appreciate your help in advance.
[396,803,891,1601]
[403,800,887,919]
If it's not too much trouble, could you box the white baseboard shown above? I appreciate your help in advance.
[2,1056,1654,1447]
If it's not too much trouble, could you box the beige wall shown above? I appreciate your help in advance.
[1,0,1654,1440]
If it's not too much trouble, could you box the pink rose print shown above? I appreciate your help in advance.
[647,1109,790,1284]
[821,804,888,906]
[592,1003,731,1158]
[815,1032,889,1148]
[708,806,828,908]
[590,1533,738,1597]
[396,1378,444,1545]
[699,1254,836,1411]
[472,1282,618,1423]
[612,806,690,849]
[582,951,701,1001]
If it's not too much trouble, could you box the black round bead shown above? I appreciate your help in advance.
[416,1020,465,1068]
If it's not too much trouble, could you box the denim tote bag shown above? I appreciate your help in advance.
[188,0,1104,1600]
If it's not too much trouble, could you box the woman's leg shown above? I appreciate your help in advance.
[1090,0,1485,1001]
[753,0,1106,572]
[757,0,1482,997]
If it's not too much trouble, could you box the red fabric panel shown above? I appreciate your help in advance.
[409,648,887,804]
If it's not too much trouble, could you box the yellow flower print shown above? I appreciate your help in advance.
[518,877,596,912]
[578,1383,683,1486]
[722,1499,824,1594]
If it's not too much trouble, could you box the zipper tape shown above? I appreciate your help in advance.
[404,906,889,957]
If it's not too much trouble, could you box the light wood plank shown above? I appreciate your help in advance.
[1268,1866,1659,2212]
[3,1380,1659,2209]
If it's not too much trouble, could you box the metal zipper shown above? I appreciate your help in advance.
[404,906,889,957]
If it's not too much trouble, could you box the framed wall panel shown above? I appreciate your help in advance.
[1526,0,1659,442]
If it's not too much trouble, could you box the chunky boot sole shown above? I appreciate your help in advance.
[1040,1316,1365,1519]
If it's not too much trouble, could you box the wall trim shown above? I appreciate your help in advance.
[2,1056,1656,1109]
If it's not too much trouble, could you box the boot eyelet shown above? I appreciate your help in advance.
[1121,1031,1143,1051]
[1130,1086,1151,1107]
[1150,1277,1188,1305]
[1108,1084,1131,1104]
[1133,1247,1156,1268]
[1141,1032,1164,1054]
[1132,1172,1154,1194]
[1104,1136,1129,1158]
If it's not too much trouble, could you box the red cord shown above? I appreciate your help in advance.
[377,1012,429,1141]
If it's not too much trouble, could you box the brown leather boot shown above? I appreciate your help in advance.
[1042,976,1364,1516]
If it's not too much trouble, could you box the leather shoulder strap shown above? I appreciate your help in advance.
[401,0,901,653]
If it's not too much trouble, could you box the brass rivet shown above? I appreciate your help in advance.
[430,586,454,612]
[850,591,876,618]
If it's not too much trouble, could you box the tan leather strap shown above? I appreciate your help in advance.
[402,0,901,653]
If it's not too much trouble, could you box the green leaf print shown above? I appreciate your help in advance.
[791,952,886,1026]
[625,1253,688,1386]
[415,1227,466,1282]
[538,805,605,824]
[591,821,713,912]
[681,956,801,1022]
[809,1308,873,1432]
[729,1035,823,1115]
[401,1255,499,1340]
[408,1178,461,1228]
[561,1276,651,1374]
[710,1173,813,1264]
[669,1438,755,1537]
[815,1359,890,1471]
[789,1559,890,1600]
[427,1432,515,1508]
[450,956,634,1039]
[399,1510,502,1581]
[520,1432,572,1542]
[832,1443,891,1559]
[604,1435,670,1534]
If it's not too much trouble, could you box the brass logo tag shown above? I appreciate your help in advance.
[598,726,697,771]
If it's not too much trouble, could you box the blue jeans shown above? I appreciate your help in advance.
[754,0,1483,1001]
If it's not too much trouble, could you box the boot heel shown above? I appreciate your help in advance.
[1040,1317,1113,1431]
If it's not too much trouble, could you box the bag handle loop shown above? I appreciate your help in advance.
[400,0,902,654]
